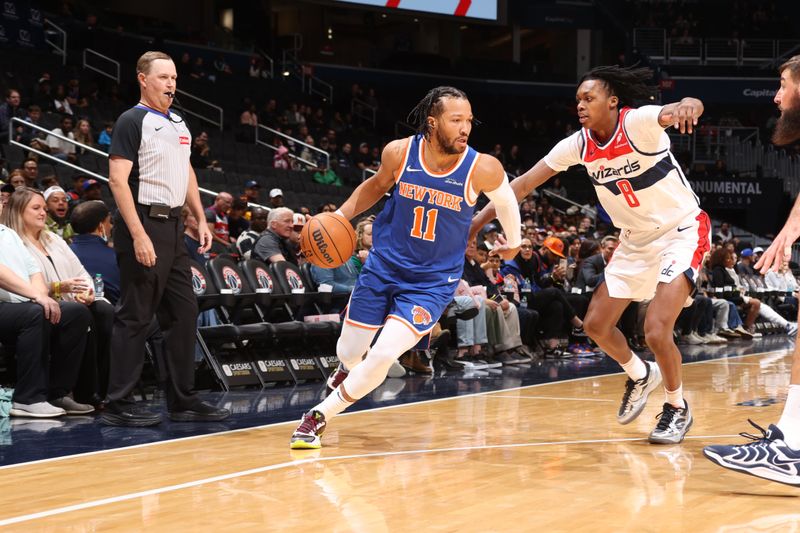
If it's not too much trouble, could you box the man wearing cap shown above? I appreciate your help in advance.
[481,223,498,251]
[269,188,285,209]
[735,248,757,277]
[242,179,261,206]
[44,186,75,243]
[253,206,296,264]
[81,179,103,202]
[752,246,764,264]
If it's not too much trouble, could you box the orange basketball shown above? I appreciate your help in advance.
[300,212,356,268]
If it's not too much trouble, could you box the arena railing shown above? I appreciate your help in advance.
[82,48,121,84]
[8,117,271,210]
[351,97,376,128]
[43,18,67,66]
[254,124,329,170]
[174,89,224,132]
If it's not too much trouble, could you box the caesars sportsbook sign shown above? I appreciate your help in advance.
[333,0,498,21]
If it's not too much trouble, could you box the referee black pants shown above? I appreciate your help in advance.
[107,208,199,411]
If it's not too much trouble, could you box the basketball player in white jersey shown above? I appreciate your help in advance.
[704,56,800,486]
[474,65,708,444]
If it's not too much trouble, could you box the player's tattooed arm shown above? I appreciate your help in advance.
[338,138,407,220]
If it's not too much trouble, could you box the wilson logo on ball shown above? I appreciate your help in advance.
[313,228,335,265]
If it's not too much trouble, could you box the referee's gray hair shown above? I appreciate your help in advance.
[137,51,173,75]
[268,207,293,226]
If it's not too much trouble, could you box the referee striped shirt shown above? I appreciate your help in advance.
[109,104,192,208]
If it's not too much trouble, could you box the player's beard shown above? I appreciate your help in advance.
[772,104,800,146]
[435,128,465,155]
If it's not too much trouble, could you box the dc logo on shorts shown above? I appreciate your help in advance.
[411,305,432,326]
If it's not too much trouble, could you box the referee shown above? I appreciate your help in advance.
[101,51,229,426]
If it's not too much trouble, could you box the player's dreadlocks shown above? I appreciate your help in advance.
[407,86,469,139]
[580,66,657,108]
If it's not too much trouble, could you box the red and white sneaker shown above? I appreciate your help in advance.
[290,410,327,449]
[326,363,349,394]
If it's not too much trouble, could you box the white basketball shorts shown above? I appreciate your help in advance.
[604,209,711,301]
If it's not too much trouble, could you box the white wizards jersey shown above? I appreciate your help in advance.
[544,105,699,231]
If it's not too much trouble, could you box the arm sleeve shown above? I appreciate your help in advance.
[483,174,521,248]
[109,110,143,162]
[543,132,582,172]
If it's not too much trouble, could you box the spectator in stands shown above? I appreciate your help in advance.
[213,54,233,76]
[252,207,297,264]
[80,179,103,202]
[481,223,499,250]
[505,145,525,176]
[47,116,77,162]
[313,161,343,186]
[238,104,258,142]
[242,179,261,206]
[97,121,113,152]
[735,248,757,277]
[21,158,38,188]
[353,142,372,171]
[0,187,94,416]
[0,183,13,206]
[709,248,762,334]
[227,198,249,241]
[205,192,233,252]
[299,135,317,164]
[69,200,120,305]
[190,131,220,170]
[309,251,358,295]
[260,99,278,128]
[20,105,49,152]
[349,216,373,274]
[269,188,285,208]
[8,170,25,189]
[545,176,568,198]
[0,89,23,146]
[337,142,354,171]
[177,206,207,265]
[766,259,799,317]
[273,144,291,169]
[716,222,733,243]
[490,144,505,165]
[577,236,618,292]
[66,174,87,202]
[285,103,304,128]
[44,186,75,243]
[53,84,73,115]
[369,146,381,171]
[39,174,59,190]
[190,56,208,80]
[237,207,268,260]
[73,119,95,153]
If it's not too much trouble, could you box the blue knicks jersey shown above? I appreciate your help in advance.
[369,134,480,281]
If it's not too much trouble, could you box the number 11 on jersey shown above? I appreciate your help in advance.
[410,206,438,241]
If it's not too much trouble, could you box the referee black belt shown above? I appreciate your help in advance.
[136,203,182,220]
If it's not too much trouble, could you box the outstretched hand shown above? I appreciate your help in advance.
[488,234,520,261]
[755,220,800,274]
[660,98,703,134]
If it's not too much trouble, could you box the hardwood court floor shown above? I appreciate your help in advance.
[0,349,798,531]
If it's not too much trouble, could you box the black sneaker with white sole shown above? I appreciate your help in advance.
[617,360,662,425]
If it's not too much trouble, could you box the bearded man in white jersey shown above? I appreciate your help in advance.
[703,55,800,487]
[474,66,708,444]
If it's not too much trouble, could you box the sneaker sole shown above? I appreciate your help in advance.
[9,408,64,418]
[648,415,693,444]
[100,413,162,427]
[617,363,662,425]
[169,412,230,422]
[703,448,800,487]
[290,437,321,450]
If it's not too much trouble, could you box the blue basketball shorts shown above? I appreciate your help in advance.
[345,265,457,336]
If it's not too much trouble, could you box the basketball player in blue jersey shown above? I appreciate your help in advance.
[474,66,707,445]
[290,87,522,449]
[704,55,800,487]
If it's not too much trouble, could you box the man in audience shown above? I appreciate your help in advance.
[47,116,77,162]
[716,222,733,243]
[253,207,296,264]
[21,158,39,188]
[20,105,50,153]
[735,248,757,277]
[242,179,261,206]
[81,179,104,202]
[69,200,120,305]
[269,188,285,209]
[227,198,250,241]
[237,207,268,259]
[0,89,24,146]
[44,186,75,243]
[578,236,618,292]
[204,191,233,252]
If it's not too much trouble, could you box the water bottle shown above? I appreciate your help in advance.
[94,273,104,299]
[503,275,515,293]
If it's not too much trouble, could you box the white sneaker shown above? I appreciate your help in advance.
[786,322,798,337]
[682,332,705,345]
[10,401,66,418]
[701,333,727,344]
[387,360,407,378]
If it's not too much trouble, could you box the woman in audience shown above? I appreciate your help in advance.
[349,216,373,274]
[6,187,113,406]
[73,119,95,152]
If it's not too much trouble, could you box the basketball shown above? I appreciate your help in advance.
[300,212,356,269]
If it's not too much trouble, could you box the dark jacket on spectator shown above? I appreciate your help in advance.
[576,254,606,291]
[710,265,744,305]
[463,257,500,298]
[69,234,122,305]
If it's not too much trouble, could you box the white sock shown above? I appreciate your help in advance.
[664,385,685,409]
[778,384,800,449]
[316,384,354,421]
[621,352,647,381]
